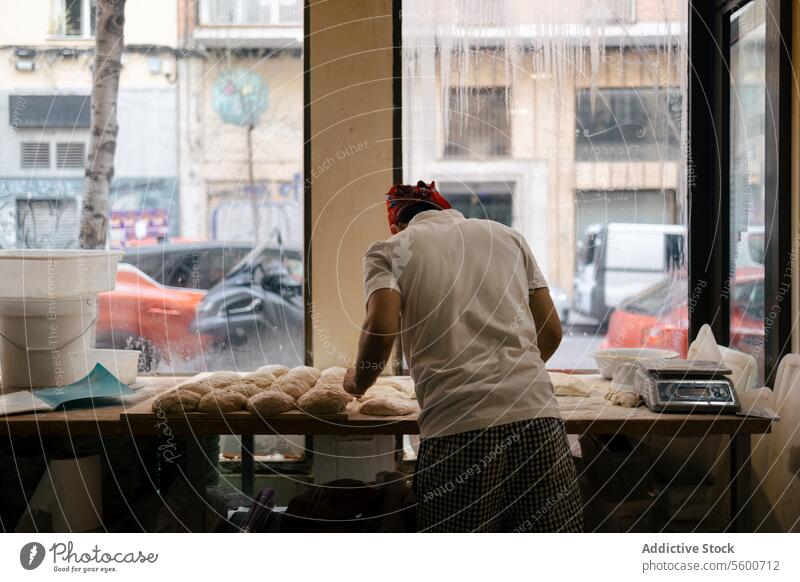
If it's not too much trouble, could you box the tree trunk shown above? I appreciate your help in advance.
[80,0,126,250]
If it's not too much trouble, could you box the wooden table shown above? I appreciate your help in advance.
[0,376,771,532]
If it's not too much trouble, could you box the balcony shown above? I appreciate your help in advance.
[194,0,303,49]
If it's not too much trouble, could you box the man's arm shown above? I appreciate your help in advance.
[344,289,402,395]
[529,287,562,363]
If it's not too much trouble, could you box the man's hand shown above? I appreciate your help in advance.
[343,367,361,396]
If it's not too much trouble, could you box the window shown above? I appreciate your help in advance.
[9,95,91,129]
[575,88,682,161]
[55,142,86,169]
[16,198,79,248]
[53,0,97,38]
[728,0,766,379]
[403,0,689,369]
[20,142,50,169]
[444,87,511,158]
[198,0,303,26]
[438,182,514,225]
[6,6,305,386]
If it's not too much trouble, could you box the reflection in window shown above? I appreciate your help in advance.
[438,182,514,225]
[444,87,511,158]
[575,88,682,161]
[729,0,766,380]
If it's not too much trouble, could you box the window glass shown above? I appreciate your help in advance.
[403,0,689,369]
[729,0,766,380]
[5,4,305,385]
[64,0,82,36]
[444,87,511,158]
[575,88,682,161]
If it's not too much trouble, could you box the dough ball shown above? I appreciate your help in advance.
[358,396,417,417]
[288,366,321,386]
[197,389,248,414]
[273,374,311,401]
[257,365,290,377]
[296,388,348,415]
[242,370,276,387]
[360,384,406,401]
[247,390,295,416]
[226,379,266,398]
[313,377,354,402]
[604,389,641,408]
[153,389,201,413]
[375,378,416,399]
[320,366,347,382]
[177,380,213,396]
[206,371,241,389]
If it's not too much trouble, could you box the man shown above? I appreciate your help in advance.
[343,181,583,533]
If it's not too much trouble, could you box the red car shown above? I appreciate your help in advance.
[601,268,765,362]
[96,264,210,370]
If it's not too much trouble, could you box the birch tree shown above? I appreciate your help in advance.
[80,0,126,249]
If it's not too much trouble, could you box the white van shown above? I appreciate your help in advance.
[572,223,685,323]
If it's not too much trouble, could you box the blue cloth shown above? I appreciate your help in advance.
[33,364,135,409]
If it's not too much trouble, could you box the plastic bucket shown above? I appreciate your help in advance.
[0,249,123,300]
[0,296,99,388]
[67,349,141,385]
[0,250,121,388]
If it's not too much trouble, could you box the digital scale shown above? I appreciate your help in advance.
[633,359,740,414]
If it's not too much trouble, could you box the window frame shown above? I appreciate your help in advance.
[689,0,792,384]
[51,0,96,39]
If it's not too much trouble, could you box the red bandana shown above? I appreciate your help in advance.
[385,180,451,228]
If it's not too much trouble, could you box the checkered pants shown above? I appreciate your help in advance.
[413,418,583,532]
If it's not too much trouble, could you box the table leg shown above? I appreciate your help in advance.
[241,434,254,498]
[729,433,752,532]
[186,436,208,532]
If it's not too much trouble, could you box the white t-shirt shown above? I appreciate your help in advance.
[363,209,561,439]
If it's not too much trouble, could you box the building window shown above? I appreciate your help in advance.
[438,181,514,226]
[56,142,86,169]
[52,0,96,38]
[575,88,682,162]
[586,0,636,23]
[20,142,50,169]
[16,198,79,248]
[9,95,91,129]
[444,87,511,158]
[199,0,303,26]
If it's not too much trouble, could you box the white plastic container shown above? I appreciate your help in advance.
[0,249,122,388]
[68,349,141,385]
[0,249,122,300]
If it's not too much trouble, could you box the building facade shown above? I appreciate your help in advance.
[177,0,304,247]
[0,0,180,248]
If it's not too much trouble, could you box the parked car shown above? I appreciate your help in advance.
[601,268,765,363]
[96,264,209,371]
[121,241,252,291]
[573,223,685,324]
[191,245,304,369]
